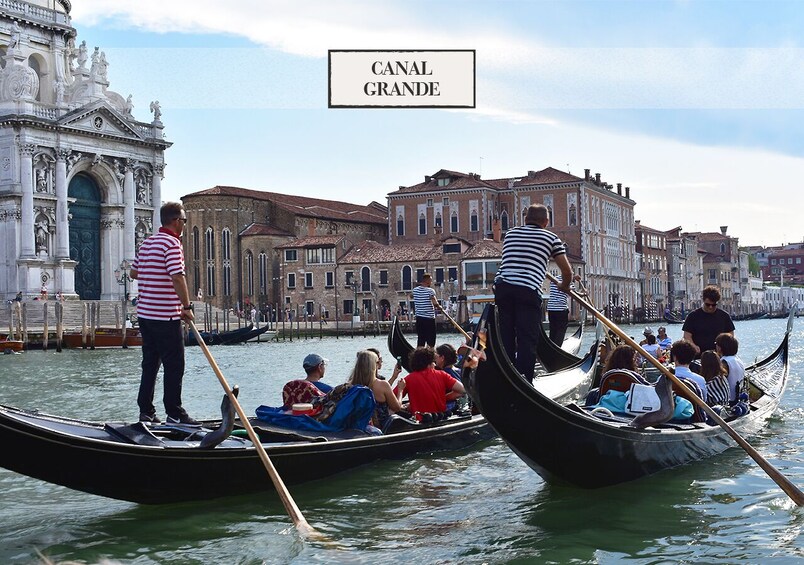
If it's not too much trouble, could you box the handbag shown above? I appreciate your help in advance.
[625,383,661,414]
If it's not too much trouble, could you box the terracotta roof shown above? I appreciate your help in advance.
[463,239,502,259]
[275,235,346,249]
[186,186,387,225]
[389,166,585,196]
[239,223,294,237]
[339,240,441,264]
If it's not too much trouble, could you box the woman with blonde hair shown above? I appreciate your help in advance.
[351,350,404,430]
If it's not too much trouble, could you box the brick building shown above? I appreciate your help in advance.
[635,221,669,318]
[764,246,804,285]
[181,186,387,311]
[685,227,742,311]
[387,166,639,317]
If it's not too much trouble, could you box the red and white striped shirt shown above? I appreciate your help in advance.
[133,227,184,321]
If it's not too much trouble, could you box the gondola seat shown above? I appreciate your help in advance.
[672,377,707,423]
[598,369,649,396]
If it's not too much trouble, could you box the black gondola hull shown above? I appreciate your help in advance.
[465,304,790,488]
[0,408,495,504]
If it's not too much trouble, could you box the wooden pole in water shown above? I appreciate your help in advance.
[81,302,87,348]
[55,301,63,352]
[21,302,28,350]
[15,301,22,342]
[42,302,48,351]
[114,303,120,330]
[7,302,13,340]
[121,298,128,349]
[89,302,96,350]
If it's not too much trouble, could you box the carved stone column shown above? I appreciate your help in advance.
[55,148,70,258]
[19,143,36,258]
[152,163,163,231]
[124,159,136,261]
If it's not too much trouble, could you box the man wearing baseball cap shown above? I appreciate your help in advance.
[302,353,332,393]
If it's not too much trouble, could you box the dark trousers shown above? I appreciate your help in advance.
[548,309,569,346]
[494,281,542,382]
[416,316,436,347]
[137,317,186,419]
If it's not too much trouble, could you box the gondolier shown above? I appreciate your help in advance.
[494,204,573,382]
[547,274,581,346]
[131,202,198,426]
[412,273,440,347]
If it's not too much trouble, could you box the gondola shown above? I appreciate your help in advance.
[388,315,601,402]
[663,312,686,324]
[388,315,585,374]
[0,404,495,504]
[463,303,794,488]
[185,324,255,346]
[535,311,585,372]
[0,326,599,504]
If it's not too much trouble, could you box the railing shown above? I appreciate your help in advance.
[31,103,58,120]
[0,0,70,25]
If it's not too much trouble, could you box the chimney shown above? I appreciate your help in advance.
[616,183,622,195]
[528,170,536,178]
[425,175,432,183]
[584,168,590,181]
[492,217,501,243]
[625,186,630,199]
[720,226,728,235]
[307,220,316,237]
[595,173,601,185]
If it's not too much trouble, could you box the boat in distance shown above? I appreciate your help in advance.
[463,303,794,488]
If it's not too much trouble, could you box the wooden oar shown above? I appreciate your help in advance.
[437,304,471,341]
[188,321,320,536]
[546,273,804,506]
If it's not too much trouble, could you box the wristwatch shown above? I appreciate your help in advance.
[183,304,194,311]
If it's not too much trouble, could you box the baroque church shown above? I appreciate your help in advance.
[0,0,169,300]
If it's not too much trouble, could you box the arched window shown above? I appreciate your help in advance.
[500,210,509,231]
[259,252,268,296]
[361,266,371,292]
[418,213,426,235]
[245,251,254,297]
[397,213,405,237]
[470,210,479,232]
[205,227,216,296]
[192,226,199,260]
[222,228,231,296]
[434,211,442,228]
[28,55,43,102]
[402,265,412,291]
[450,211,459,233]
[720,243,726,253]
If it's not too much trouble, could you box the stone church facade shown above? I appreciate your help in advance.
[0,1,170,300]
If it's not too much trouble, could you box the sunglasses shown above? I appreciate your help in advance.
[703,301,718,307]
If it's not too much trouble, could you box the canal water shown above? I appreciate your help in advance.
[1,318,803,564]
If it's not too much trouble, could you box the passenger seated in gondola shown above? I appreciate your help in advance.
[669,339,707,403]
[435,343,464,413]
[396,346,466,421]
[700,350,729,407]
[638,334,663,365]
[280,353,331,409]
[351,350,404,430]
[714,333,746,403]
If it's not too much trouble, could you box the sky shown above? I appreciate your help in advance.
[66,0,804,247]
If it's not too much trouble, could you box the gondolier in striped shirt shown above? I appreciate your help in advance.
[494,204,573,382]
[130,202,198,426]
[547,274,581,346]
[412,273,440,347]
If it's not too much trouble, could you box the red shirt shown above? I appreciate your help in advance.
[404,367,457,414]
[133,227,184,321]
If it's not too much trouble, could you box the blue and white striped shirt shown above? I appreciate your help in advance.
[413,285,436,318]
[495,225,566,291]
[547,279,570,311]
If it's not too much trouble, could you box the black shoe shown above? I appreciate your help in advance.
[139,413,161,424]
[166,413,201,426]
